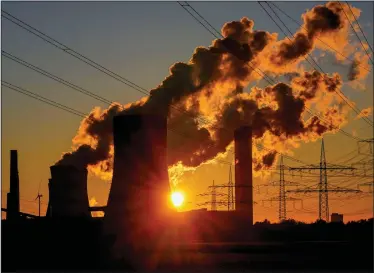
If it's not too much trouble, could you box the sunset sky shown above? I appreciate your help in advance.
[1,1,373,223]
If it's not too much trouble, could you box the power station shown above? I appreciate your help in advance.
[5,114,255,224]
[3,114,256,268]
[3,114,372,272]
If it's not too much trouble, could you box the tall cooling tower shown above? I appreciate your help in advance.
[234,126,253,225]
[103,114,172,267]
[47,165,90,218]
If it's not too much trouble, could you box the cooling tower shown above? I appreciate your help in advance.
[6,150,20,220]
[234,126,253,226]
[47,165,90,218]
[103,114,172,268]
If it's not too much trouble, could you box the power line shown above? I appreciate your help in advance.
[2,81,234,166]
[2,50,115,106]
[177,1,277,85]
[259,1,373,129]
[1,10,150,96]
[266,2,372,73]
[1,8,338,167]
[179,2,366,142]
[258,2,324,73]
[337,1,374,65]
[258,2,367,139]
[7,6,361,166]
[2,81,88,119]
[345,1,374,54]
[178,3,361,165]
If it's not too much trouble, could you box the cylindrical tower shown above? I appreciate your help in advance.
[47,165,90,218]
[234,126,253,225]
[7,150,20,220]
[103,114,172,268]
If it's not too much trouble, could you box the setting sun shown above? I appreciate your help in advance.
[171,192,184,207]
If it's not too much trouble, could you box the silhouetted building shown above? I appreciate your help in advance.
[234,126,253,225]
[103,114,173,269]
[331,213,343,223]
[6,150,20,220]
[46,165,90,218]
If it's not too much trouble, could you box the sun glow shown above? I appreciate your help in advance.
[171,192,184,207]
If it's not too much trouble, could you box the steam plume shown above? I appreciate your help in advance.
[355,107,373,120]
[56,2,364,181]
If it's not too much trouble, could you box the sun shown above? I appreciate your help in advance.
[171,192,184,207]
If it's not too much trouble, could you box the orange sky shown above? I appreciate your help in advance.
[1,1,373,223]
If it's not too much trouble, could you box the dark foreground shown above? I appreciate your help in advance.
[2,218,373,272]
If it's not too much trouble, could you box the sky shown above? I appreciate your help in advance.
[1,1,373,222]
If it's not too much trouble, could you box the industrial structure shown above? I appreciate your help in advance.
[234,126,254,225]
[6,150,20,220]
[103,114,173,266]
[46,165,90,218]
[331,213,344,223]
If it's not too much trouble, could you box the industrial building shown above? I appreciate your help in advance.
[331,213,344,223]
[103,114,173,267]
[46,165,90,218]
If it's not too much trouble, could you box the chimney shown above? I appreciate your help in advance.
[47,165,90,218]
[103,114,172,267]
[7,150,20,220]
[234,126,253,225]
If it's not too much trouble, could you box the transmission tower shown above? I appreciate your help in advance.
[288,139,357,222]
[279,155,286,221]
[197,183,228,209]
[319,139,328,221]
[227,165,234,211]
[211,180,217,211]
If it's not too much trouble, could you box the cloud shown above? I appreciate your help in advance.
[355,107,373,120]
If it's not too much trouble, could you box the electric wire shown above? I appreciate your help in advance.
[337,1,374,65]
[267,1,372,73]
[259,1,374,128]
[178,2,365,141]
[345,1,374,54]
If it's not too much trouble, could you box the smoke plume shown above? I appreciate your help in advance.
[56,2,364,181]
[355,107,373,120]
[348,52,371,82]
[257,2,364,75]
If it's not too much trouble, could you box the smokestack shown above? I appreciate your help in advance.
[47,165,90,218]
[103,114,172,267]
[6,150,20,220]
[234,126,253,225]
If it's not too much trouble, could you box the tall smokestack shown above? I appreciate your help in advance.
[47,165,90,218]
[6,150,20,220]
[234,126,253,225]
[103,114,172,268]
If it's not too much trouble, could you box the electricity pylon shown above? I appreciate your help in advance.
[287,139,357,222]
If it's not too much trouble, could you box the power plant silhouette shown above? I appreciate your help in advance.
[2,114,373,271]
[4,114,256,265]
[39,113,255,228]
